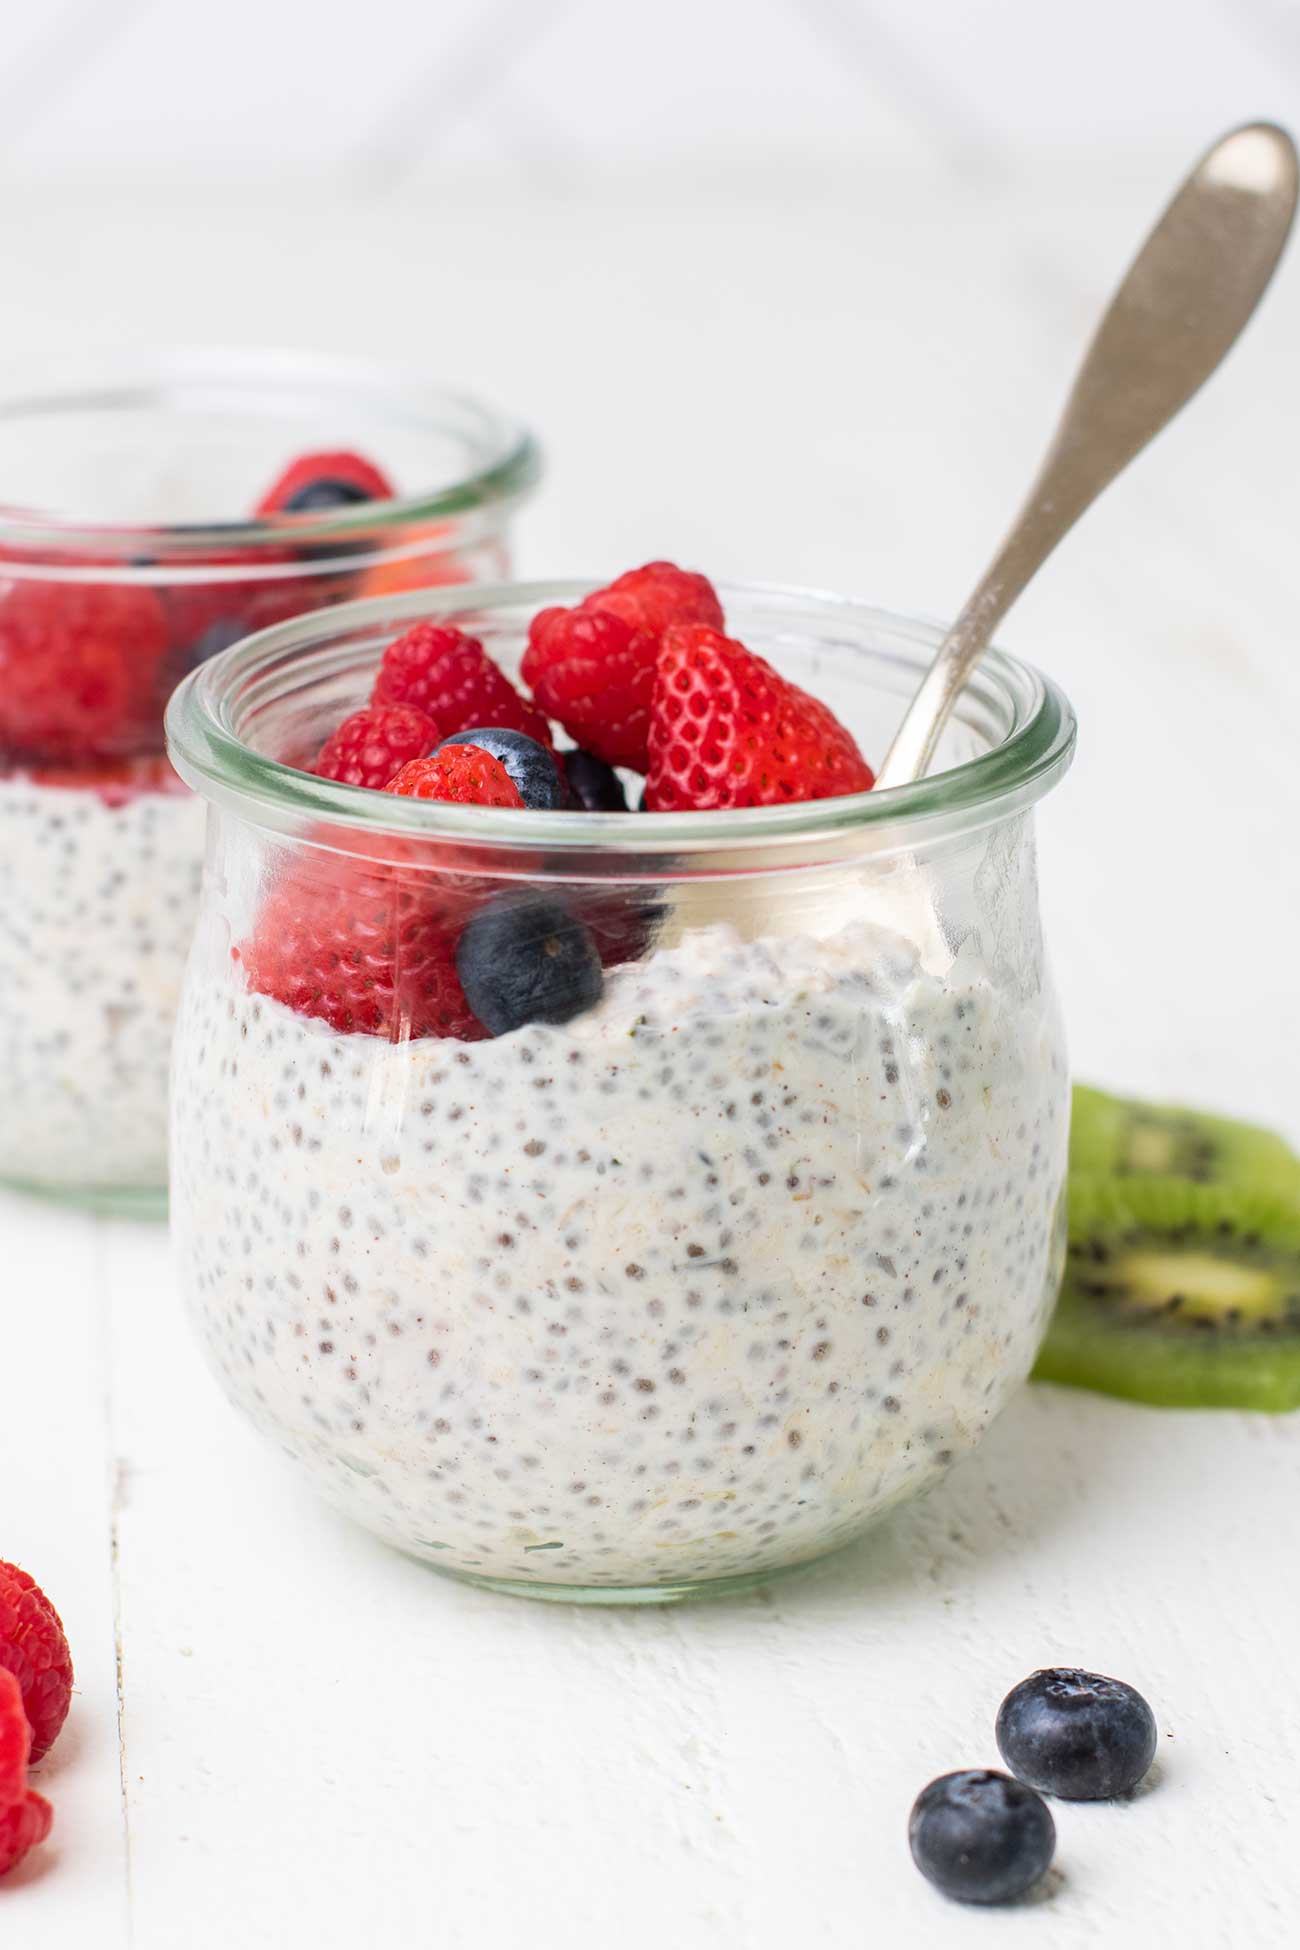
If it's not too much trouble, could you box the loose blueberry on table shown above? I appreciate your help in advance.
[909,1769,1056,1905]
[996,1667,1158,1801]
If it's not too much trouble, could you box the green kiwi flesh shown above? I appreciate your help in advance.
[1035,1178,1300,1411]
[1070,1083,1300,1195]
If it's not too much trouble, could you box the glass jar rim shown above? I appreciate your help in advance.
[166,578,1077,853]
[0,347,541,563]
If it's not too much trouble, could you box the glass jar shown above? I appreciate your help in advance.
[167,581,1076,1603]
[0,351,539,1211]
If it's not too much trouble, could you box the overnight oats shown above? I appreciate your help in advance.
[0,353,538,1208]
[167,574,1076,1599]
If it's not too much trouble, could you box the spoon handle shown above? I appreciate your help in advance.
[874,121,1299,791]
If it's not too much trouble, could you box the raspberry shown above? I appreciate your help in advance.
[0,1563,74,1766]
[161,566,340,686]
[521,561,722,771]
[384,746,525,806]
[0,1667,28,1806]
[0,1666,56,1880]
[521,609,656,771]
[255,450,395,516]
[0,580,169,762]
[645,624,875,811]
[0,1789,53,1877]
[372,623,552,748]
[585,560,723,639]
[313,704,441,788]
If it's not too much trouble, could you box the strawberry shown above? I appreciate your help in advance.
[383,747,524,806]
[242,748,522,1042]
[312,703,441,788]
[521,561,723,771]
[255,450,394,516]
[241,852,486,1043]
[372,623,552,748]
[0,579,169,762]
[645,623,875,811]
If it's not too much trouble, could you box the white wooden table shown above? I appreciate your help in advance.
[4,170,1299,1947]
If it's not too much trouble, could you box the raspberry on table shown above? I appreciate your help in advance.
[521,561,722,771]
[255,450,395,515]
[644,622,876,811]
[0,580,169,762]
[313,704,441,788]
[0,1562,74,1767]
[0,1796,53,1880]
[373,623,552,748]
[384,746,525,806]
[0,1669,53,1881]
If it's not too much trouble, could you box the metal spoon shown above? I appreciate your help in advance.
[874,121,1299,791]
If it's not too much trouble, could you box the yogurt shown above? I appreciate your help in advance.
[171,912,1067,1590]
[0,774,206,1194]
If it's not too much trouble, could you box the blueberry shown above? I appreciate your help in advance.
[560,748,628,812]
[456,893,603,1035]
[908,1769,1055,1905]
[279,475,373,513]
[996,1668,1157,1801]
[438,729,565,810]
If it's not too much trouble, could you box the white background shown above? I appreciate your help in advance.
[0,0,1298,183]
[3,4,1300,1946]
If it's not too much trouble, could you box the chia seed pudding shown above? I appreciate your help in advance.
[0,773,206,1193]
[171,912,1067,1590]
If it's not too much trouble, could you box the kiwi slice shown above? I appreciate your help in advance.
[1035,1177,1300,1410]
[1070,1083,1300,1196]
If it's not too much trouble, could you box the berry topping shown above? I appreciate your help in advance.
[11,752,187,805]
[585,559,724,639]
[255,450,395,516]
[560,748,628,812]
[436,728,565,810]
[908,1769,1055,1906]
[644,623,875,811]
[520,562,722,772]
[455,893,603,1035]
[241,856,485,1042]
[373,622,552,748]
[313,704,441,788]
[161,568,328,685]
[0,581,169,762]
[521,608,656,772]
[383,746,525,807]
[996,1668,1158,1801]
[0,1562,74,1766]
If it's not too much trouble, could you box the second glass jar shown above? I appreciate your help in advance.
[0,352,539,1209]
